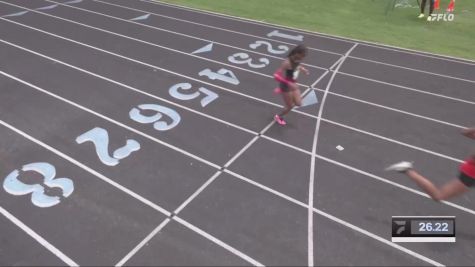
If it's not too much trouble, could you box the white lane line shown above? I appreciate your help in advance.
[1,38,275,263]
[146,0,475,66]
[309,57,345,89]
[2,7,470,129]
[174,116,277,221]
[0,72,261,267]
[121,120,277,266]
[348,56,475,84]
[0,70,220,169]
[173,171,223,215]
[0,39,256,136]
[1,36,468,212]
[321,117,463,163]
[312,87,467,129]
[314,155,475,216]
[0,7,468,266]
[356,42,475,66]
[307,43,358,266]
[11,0,474,111]
[91,0,475,103]
[263,130,475,217]
[223,119,276,169]
[311,206,444,267]
[173,217,265,266]
[5,1,464,134]
[260,132,475,217]
[94,0,339,56]
[311,63,468,131]
[64,0,83,4]
[143,0,345,47]
[328,56,345,70]
[0,74,463,266]
[115,218,171,267]
[1,37,456,267]
[310,70,329,89]
[223,136,260,169]
[1,1,316,87]
[339,72,475,106]
[36,4,59,11]
[0,105,261,267]
[108,0,454,86]
[261,135,311,156]
[0,18,294,112]
[1,35,467,203]
[0,113,171,219]
[127,114,277,263]
[47,0,328,72]
[143,0,474,72]
[0,120,257,267]
[122,0,473,83]
[224,169,309,209]
[1,10,28,17]
[0,205,78,266]
[1,17,468,155]
[223,169,443,266]
[1,14,469,202]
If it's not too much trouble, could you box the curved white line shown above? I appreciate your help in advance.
[307,44,358,266]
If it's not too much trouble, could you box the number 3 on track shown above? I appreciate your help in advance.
[3,162,74,208]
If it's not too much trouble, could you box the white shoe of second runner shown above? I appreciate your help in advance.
[385,161,413,173]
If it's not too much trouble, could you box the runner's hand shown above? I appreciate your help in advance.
[300,66,309,75]
[462,127,475,139]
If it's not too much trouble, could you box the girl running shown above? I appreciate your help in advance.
[386,127,475,201]
[273,44,309,126]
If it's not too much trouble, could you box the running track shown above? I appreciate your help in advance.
[0,0,474,266]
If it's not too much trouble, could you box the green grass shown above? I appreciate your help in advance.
[161,0,475,60]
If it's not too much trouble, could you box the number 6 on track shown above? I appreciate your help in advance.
[129,104,181,131]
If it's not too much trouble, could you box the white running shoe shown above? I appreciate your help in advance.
[385,161,413,172]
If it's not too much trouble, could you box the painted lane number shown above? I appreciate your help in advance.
[249,40,289,54]
[199,68,240,85]
[3,162,74,208]
[228,53,270,69]
[267,30,304,42]
[169,83,218,107]
[76,127,140,166]
[129,104,181,131]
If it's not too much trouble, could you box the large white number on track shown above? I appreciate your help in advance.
[3,162,74,208]
[198,68,240,85]
[169,83,219,107]
[267,30,304,42]
[129,104,181,131]
[249,41,289,54]
[76,127,140,166]
[228,53,270,69]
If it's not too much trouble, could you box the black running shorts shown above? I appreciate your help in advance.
[459,171,475,188]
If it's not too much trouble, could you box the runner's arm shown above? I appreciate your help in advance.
[299,65,309,75]
[462,127,475,140]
